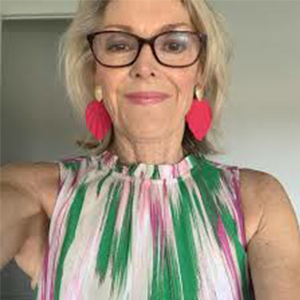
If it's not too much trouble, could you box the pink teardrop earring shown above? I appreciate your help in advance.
[185,85,212,141]
[85,86,112,141]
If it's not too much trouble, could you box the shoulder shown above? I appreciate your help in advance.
[239,168,300,297]
[238,168,299,246]
[1,162,60,288]
[1,161,60,218]
[239,167,293,216]
[239,168,283,194]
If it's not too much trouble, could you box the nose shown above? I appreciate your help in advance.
[130,43,157,77]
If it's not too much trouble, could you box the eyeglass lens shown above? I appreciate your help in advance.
[92,31,203,67]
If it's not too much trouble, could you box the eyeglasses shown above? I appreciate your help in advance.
[86,30,207,68]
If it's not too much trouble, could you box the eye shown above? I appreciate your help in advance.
[107,43,130,52]
[159,39,188,54]
[163,41,186,53]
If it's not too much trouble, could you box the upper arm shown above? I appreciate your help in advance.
[245,171,300,299]
[0,161,60,287]
[1,161,60,218]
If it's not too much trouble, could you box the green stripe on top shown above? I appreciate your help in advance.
[193,158,253,299]
[162,237,182,300]
[110,181,134,295]
[95,181,122,286]
[96,169,114,196]
[167,177,200,300]
[64,159,83,173]
[190,156,222,247]
[33,285,38,300]
[150,217,182,300]
[152,165,160,179]
[54,181,88,300]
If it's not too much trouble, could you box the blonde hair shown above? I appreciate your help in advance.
[57,0,233,157]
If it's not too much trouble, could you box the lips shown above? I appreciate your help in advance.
[125,91,170,105]
[125,91,170,99]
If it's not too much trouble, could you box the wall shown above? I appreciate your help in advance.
[214,1,300,219]
[1,19,84,300]
[1,1,300,298]
[1,0,78,19]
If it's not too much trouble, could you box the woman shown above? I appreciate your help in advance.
[1,0,300,299]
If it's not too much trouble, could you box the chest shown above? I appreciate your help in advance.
[41,174,254,299]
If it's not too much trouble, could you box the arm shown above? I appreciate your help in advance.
[246,171,300,299]
[0,162,59,270]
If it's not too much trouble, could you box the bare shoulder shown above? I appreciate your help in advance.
[1,161,60,289]
[1,161,60,218]
[238,168,299,246]
[238,168,300,297]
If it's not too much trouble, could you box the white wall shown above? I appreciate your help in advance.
[1,0,78,19]
[209,1,300,220]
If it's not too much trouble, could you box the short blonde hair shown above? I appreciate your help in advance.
[58,0,233,157]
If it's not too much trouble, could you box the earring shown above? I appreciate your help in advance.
[85,86,112,141]
[185,85,212,141]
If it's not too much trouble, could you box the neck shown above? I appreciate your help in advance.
[107,125,187,166]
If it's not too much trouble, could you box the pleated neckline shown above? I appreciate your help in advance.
[98,149,203,180]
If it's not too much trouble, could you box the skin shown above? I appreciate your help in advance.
[94,0,204,166]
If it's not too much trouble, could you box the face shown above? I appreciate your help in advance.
[94,0,203,143]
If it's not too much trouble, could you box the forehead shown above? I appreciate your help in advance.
[100,0,193,34]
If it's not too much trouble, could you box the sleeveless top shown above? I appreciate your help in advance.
[33,149,256,300]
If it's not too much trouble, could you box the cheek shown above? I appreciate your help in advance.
[175,68,197,92]
[176,73,196,99]
[94,68,123,119]
[95,67,122,96]
[175,73,197,115]
[94,69,113,99]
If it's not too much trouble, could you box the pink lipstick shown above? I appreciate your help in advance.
[125,91,170,105]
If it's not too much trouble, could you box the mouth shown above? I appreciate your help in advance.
[125,91,170,105]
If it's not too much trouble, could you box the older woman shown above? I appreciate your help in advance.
[1,0,300,299]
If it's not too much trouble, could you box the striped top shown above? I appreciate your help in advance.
[34,149,255,300]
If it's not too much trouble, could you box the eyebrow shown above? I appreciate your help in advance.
[102,22,192,34]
